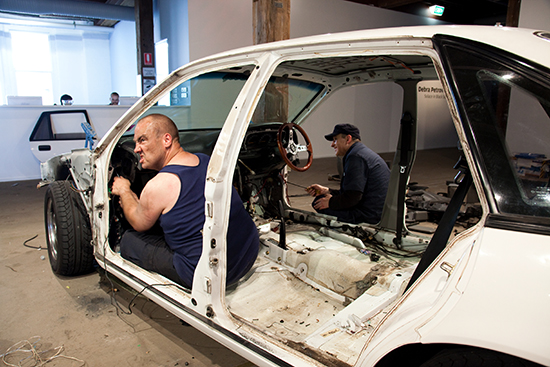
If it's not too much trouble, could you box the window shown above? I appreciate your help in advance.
[11,31,53,105]
[156,39,170,106]
[439,37,550,218]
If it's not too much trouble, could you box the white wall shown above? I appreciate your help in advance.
[110,21,139,98]
[0,29,16,104]
[49,34,87,105]
[0,19,137,106]
[303,83,405,158]
[290,0,443,38]
[519,0,550,30]
[158,0,190,72]
[186,0,444,62]
[187,0,252,62]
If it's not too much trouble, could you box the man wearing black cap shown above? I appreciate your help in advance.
[306,123,390,224]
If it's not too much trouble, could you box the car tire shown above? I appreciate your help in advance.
[420,347,541,367]
[44,180,94,276]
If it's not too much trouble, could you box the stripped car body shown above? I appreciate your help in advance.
[41,26,549,367]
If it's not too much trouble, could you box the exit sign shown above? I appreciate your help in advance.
[429,5,445,16]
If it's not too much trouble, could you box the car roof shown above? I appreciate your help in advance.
[190,25,550,70]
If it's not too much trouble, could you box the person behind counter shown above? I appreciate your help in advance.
[109,92,120,105]
[60,94,73,105]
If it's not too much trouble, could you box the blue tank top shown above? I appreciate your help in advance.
[159,153,258,286]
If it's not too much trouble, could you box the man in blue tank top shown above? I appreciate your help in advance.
[306,123,390,224]
[111,114,258,288]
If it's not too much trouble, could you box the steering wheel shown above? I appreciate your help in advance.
[277,123,313,172]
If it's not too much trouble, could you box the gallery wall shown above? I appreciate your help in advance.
[183,0,449,158]
[1,0,548,181]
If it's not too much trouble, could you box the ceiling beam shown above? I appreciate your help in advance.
[0,0,134,21]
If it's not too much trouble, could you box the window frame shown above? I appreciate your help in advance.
[434,34,550,231]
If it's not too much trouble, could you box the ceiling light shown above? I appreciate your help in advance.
[429,5,445,16]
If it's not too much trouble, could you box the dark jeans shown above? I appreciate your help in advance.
[120,230,190,288]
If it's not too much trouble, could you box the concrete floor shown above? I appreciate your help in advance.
[0,148,460,366]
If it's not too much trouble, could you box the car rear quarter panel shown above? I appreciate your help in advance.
[357,223,549,367]
[418,227,550,365]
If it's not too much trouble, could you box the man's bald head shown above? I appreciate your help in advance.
[138,114,180,145]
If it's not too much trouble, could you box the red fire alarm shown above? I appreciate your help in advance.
[144,53,153,66]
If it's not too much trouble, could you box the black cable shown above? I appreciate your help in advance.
[23,235,41,249]
[344,225,422,259]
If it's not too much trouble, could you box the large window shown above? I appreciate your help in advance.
[11,31,53,105]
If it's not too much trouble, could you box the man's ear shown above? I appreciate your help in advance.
[345,134,353,144]
[162,133,173,147]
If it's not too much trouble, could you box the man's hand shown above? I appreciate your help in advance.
[313,193,332,210]
[306,184,329,197]
[110,176,154,232]
[111,176,132,208]
[111,176,140,221]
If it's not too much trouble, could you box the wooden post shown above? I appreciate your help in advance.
[506,0,521,27]
[253,0,290,45]
[253,0,291,123]
[135,0,155,96]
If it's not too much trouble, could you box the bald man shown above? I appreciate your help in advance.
[111,114,258,288]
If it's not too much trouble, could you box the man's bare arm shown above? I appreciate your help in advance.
[111,175,177,232]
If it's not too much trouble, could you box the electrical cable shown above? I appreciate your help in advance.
[1,336,86,367]
[344,225,423,259]
[23,235,41,249]
[65,175,88,193]
[100,236,184,323]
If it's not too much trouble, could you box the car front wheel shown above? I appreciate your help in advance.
[44,180,94,276]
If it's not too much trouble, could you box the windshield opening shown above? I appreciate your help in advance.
[125,66,254,135]
[251,75,324,124]
[124,66,324,137]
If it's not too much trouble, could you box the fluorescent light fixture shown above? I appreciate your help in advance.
[429,5,445,16]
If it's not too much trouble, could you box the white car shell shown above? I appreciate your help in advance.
[41,25,550,367]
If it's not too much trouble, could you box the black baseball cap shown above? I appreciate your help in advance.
[324,123,361,141]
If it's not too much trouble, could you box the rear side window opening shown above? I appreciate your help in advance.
[436,35,550,220]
